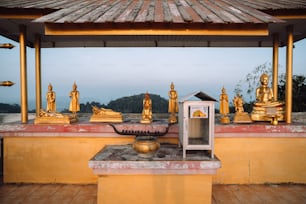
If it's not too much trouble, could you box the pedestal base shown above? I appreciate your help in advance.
[140,119,152,124]
[233,112,253,124]
[89,144,221,204]
[251,104,285,122]
[97,174,213,204]
[89,116,123,123]
[34,115,77,124]
[168,114,177,124]
[220,116,230,124]
[251,113,285,122]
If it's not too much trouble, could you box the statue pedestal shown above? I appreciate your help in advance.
[89,144,221,204]
[220,115,230,124]
[90,116,123,123]
[251,103,285,122]
[34,115,77,124]
[168,113,177,124]
[140,118,152,124]
[233,112,252,124]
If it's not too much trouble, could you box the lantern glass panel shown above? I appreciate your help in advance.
[187,105,210,145]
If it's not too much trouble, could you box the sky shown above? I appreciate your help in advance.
[1,36,305,110]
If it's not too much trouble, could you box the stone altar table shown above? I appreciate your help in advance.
[89,144,221,204]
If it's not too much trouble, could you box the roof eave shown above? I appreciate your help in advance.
[0,7,55,19]
[43,22,270,36]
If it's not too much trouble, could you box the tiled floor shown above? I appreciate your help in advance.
[212,184,306,204]
[0,183,305,204]
[0,183,97,204]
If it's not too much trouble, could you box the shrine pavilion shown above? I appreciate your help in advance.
[0,1,305,203]
[0,0,306,123]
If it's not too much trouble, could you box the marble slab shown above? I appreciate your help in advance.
[89,144,221,175]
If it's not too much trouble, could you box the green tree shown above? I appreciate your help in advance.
[234,62,272,102]
[278,74,306,112]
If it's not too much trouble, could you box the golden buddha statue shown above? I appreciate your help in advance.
[140,92,152,124]
[233,93,244,113]
[69,82,80,118]
[168,82,178,124]
[251,73,285,123]
[34,109,77,124]
[90,106,123,123]
[35,83,77,124]
[38,109,65,118]
[233,93,252,123]
[46,83,56,112]
[219,87,230,124]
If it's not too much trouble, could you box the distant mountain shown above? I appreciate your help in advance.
[0,103,20,113]
[0,94,169,113]
[107,93,168,113]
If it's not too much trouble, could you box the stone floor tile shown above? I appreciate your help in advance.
[8,184,40,197]
[212,184,240,204]
[0,195,25,204]
[55,184,83,196]
[22,195,52,204]
[70,194,97,204]
[30,184,62,196]
[76,185,97,196]
[0,184,18,196]
[45,194,74,204]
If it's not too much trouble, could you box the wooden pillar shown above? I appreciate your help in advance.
[35,34,42,117]
[19,25,28,123]
[272,34,279,101]
[285,26,293,124]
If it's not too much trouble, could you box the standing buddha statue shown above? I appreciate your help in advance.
[69,82,80,118]
[46,83,56,112]
[168,82,178,124]
[219,87,230,124]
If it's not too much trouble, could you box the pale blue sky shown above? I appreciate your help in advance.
[1,36,305,110]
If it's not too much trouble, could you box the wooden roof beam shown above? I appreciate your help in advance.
[263,9,306,20]
[44,23,269,36]
[0,8,54,19]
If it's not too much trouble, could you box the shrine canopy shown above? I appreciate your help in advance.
[179,91,217,103]
[0,0,306,48]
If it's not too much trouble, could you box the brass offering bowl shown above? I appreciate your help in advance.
[109,123,170,158]
[133,136,160,158]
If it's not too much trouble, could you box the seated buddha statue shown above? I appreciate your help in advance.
[251,73,285,123]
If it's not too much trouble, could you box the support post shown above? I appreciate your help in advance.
[19,25,28,123]
[285,26,293,124]
[272,33,279,101]
[35,34,42,117]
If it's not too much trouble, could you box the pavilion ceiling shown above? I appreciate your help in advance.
[0,0,306,48]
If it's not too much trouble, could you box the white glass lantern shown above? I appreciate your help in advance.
[178,91,216,158]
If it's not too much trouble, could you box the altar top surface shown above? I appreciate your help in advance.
[0,115,305,138]
[88,144,221,175]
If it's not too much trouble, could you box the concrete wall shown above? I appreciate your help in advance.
[3,134,305,184]
[214,137,306,184]
[3,136,178,184]
[1,122,305,184]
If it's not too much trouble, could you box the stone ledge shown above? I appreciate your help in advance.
[0,117,305,138]
[89,144,221,175]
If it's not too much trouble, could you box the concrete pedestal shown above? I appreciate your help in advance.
[89,144,221,204]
